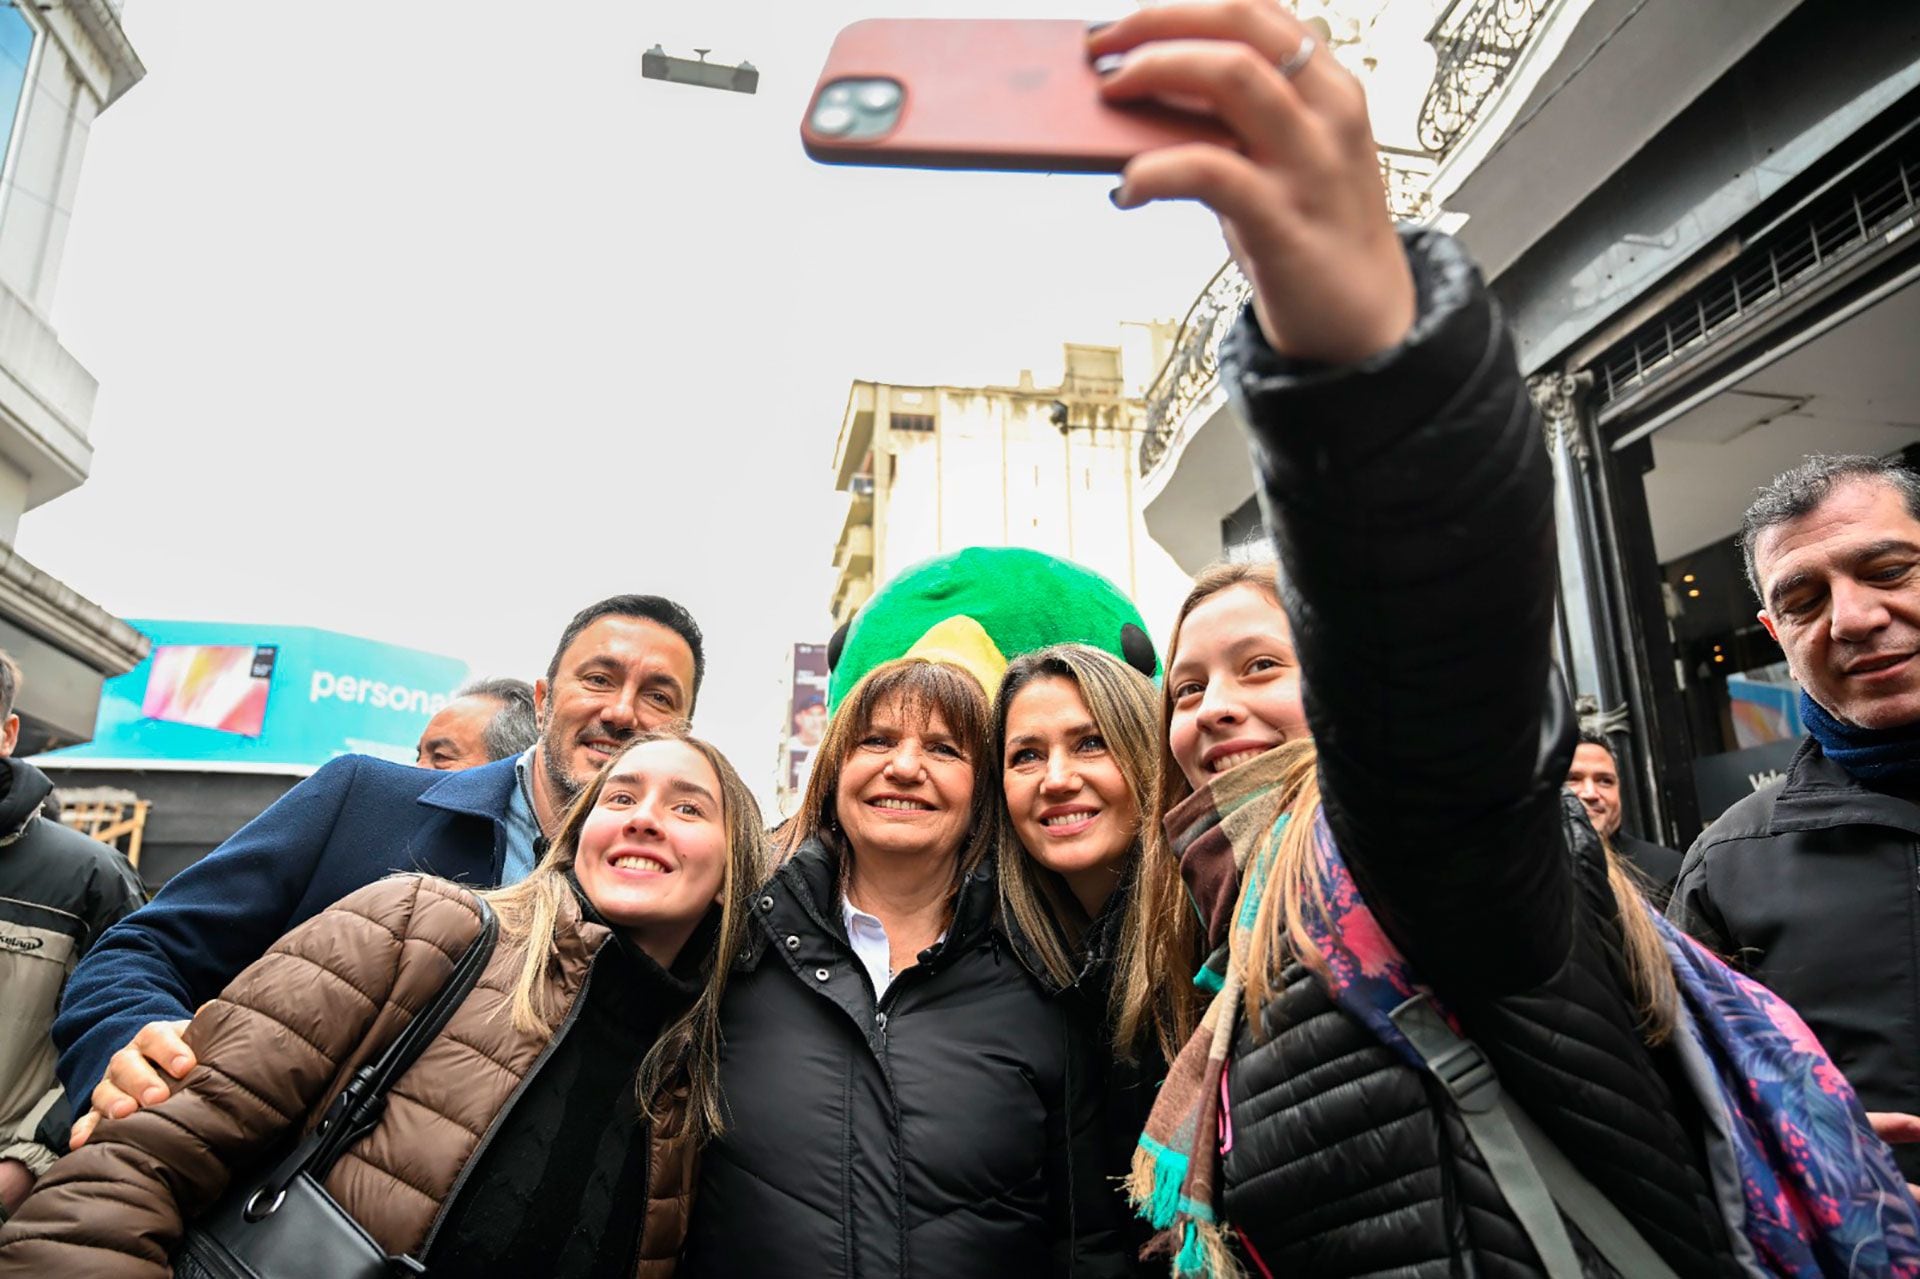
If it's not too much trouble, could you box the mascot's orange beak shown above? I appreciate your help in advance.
[903,615,1009,697]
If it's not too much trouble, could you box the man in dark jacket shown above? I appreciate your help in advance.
[0,652,145,1220]
[1671,453,1920,1180]
[54,593,705,1146]
[1565,730,1682,905]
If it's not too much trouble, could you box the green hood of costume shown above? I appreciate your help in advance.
[827,547,1158,708]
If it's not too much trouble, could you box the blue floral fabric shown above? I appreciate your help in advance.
[1300,811,1920,1278]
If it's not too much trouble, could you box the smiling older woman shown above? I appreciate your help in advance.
[680,657,1126,1279]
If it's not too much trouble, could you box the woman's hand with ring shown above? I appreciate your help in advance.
[1092,0,1416,367]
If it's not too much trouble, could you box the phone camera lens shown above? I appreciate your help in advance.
[822,84,853,107]
[856,82,901,112]
[812,104,856,136]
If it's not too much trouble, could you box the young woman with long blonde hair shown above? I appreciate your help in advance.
[0,725,769,1278]
[1090,2,1910,1275]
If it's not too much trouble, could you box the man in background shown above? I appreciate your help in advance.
[1565,729,1682,904]
[416,676,538,770]
[0,651,145,1219]
[1672,454,1920,1180]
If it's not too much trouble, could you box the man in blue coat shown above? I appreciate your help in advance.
[53,593,705,1147]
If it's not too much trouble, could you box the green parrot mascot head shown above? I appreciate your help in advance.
[826,547,1160,710]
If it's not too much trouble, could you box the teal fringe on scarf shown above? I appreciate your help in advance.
[1135,1136,1190,1228]
[1175,1221,1208,1276]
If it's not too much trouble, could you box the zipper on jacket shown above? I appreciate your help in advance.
[417,948,603,1255]
[873,965,925,1278]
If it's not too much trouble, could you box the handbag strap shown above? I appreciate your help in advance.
[267,893,500,1197]
[1389,993,1681,1279]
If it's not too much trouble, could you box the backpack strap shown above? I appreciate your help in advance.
[1389,993,1680,1279]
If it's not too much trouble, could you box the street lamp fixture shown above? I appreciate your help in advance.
[642,44,758,95]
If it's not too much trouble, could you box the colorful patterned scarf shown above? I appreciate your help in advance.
[1130,749,1920,1277]
[1126,749,1301,1278]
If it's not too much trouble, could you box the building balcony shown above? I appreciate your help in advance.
[833,383,877,493]
[831,568,874,627]
[1423,0,1806,280]
[0,279,99,531]
[835,519,873,575]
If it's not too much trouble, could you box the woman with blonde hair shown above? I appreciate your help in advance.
[993,644,1202,1273]
[0,724,769,1278]
[680,656,1125,1278]
[996,643,1196,1064]
[1096,2,1916,1276]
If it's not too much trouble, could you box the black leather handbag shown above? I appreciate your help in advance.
[172,895,499,1279]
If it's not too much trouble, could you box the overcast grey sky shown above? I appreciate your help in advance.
[23,1,1230,808]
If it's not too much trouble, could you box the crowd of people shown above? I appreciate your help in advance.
[2,2,1919,1275]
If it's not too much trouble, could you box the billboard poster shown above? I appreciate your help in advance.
[787,643,830,795]
[43,620,470,772]
[140,644,277,737]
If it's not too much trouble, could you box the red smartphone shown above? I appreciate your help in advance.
[800,18,1233,174]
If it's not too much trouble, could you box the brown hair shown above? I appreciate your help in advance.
[779,658,997,903]
[483,724,770,1142]
[1153,561,1678,1045]
[992,644,1189,1061]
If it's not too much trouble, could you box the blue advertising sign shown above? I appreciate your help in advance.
[41,620,472,771]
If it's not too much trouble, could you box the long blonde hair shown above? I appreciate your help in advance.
[483,724,770,1142]
[778,658,997,901]
[992,645,1188,1062]
[1155,562,1678,1044]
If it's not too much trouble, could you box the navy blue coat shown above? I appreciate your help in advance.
[52,754,518,1115]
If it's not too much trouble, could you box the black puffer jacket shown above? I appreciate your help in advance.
[1213,231,1739,1277]
[680,839,1125,1278]
[1006,880,1167,1277]
[1670,736,1920,1182]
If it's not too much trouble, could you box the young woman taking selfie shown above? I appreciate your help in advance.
[0,726,769,1278]
[1095,2,1918,1276]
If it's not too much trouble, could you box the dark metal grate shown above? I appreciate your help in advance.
[1591,129,1920,411]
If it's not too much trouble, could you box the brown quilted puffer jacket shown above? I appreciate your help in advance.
[0,873,697,1277]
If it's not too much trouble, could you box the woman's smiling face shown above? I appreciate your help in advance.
[573,738,730,964]
[834,694,976,864]
[1167,582,1309,792]
[1002,676,1138,913]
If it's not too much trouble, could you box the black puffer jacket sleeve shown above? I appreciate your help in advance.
[1220,229,1574,997]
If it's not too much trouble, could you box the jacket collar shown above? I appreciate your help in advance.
[0,756,49,843]
[417,753,521,826]
[1002,867,1131,998]
[1767,736,1920,839]
[564,869,710,997]
[748,835,1001,967]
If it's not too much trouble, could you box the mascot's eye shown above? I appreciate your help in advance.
[1120,623,1156,677]
[827,620,851,673]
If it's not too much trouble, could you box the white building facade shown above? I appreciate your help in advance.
[829,338,1194,640]
[0,1,146,752]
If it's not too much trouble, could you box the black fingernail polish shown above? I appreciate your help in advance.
[1086,20,1114,34]
[1093,52,1125,76]
[1108,185,1132,210]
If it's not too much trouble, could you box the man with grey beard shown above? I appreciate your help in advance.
[54,595,703,1148]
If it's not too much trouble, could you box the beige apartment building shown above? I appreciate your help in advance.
[828,338,1191,638]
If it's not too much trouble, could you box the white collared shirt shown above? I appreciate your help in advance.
[840,896,947,999]
[842,896,897,997]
